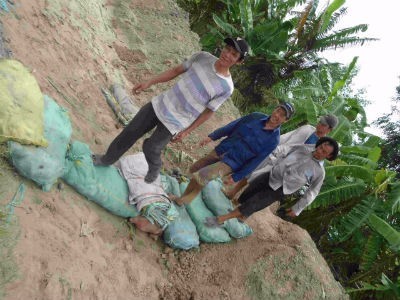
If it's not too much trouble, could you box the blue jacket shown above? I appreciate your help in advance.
[209,112,280,182]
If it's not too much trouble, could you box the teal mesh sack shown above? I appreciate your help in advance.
[202,179,253,239]
[160,174,181,197]
[62,141,138,218]
[9,95,72,191]
[161,175,199,250]
[180,181,231,243]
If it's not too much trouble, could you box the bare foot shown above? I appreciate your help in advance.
[128,216,163,235]
[222,188,235,200]
[237,215,247,223]
[231,197,239,207]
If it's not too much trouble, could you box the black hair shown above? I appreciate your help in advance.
[315,137,339,161]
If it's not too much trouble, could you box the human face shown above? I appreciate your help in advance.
[218,45,242,68]
[315,122,332,137]
[267,107,288,128]
[313,142,334,161]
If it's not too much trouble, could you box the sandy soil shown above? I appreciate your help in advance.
[1,0,348,299]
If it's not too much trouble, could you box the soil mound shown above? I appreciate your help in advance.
[1,0,347,299]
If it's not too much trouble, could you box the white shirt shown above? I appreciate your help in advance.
[279,124,316,144]
[249,124,316,179]
[267,144,325,216]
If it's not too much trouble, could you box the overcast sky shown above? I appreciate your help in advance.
[321,0,400,135]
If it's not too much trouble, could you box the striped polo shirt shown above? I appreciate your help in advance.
[151,51,234,134]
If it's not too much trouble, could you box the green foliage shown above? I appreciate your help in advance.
[329,197,379,243]
[309,178,366,210]
[325,164,374,183]
[359,233,383,271]
[340,154,377,169]
[347,273,400,299]
[367,214,400,252]
[374,81,400,177]
[319,0,346,33]
[326,56,358,105]
[388,182,400,214]
[181,0,396,296]
[192,0,375,106]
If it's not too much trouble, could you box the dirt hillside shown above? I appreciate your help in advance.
[0,0,348,299]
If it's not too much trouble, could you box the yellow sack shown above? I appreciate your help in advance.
[0,59,47,146]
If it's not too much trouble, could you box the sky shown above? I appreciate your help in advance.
[321,0,400,135]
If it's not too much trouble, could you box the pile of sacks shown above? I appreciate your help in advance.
[2,59,252,250]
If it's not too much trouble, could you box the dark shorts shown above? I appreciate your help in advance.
[238,172,284,217]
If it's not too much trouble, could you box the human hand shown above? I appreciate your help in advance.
[199,137,212,147]
[222,188,235,200]
[285,208,297,218]
[132,81,151,94]
[171,130,189,143]
[223,175,235,186]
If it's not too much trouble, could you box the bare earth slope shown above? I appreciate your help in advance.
[1,0,348,299]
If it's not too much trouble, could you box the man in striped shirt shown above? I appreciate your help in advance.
[94,37,249,183]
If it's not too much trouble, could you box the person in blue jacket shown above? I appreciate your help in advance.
[173,102,295,206]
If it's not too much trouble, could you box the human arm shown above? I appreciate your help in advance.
[208,114,254,141]
[269,144,311,165]
[132,64,186,94]
[279,125,315,145]
[231,150,276,182]
[199,137,212,147]
[171,108,214,142]
[291,171,324,216]
[223,174,235,186]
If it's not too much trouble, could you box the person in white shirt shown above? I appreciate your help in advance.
[224,114,339,199]
[204,137,339,227]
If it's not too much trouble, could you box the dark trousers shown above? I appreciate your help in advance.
[102,102,172,172]
[238,172,284,217]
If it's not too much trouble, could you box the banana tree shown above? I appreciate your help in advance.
[199,0,376,104]
[295,142,400,298]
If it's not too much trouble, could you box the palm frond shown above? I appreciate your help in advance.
[343,97,367,127]
[347,273,400,295]
[340,145,374,156]
[331,197,379,242]
[304,97,318,125]
[212,13,239,36]
[319,0,345,33]
[295,1,313,40]
[323,7,347,32]
[325,164,374,182]
[239,0,254,36]
[367,213,400,252]
[329,115,353,144]
[327,95,345,114]
[388,182,400,214]
[360,233,383,271]
[309,179,366,209]
[340,154,377,169]
[363,135,382,148]
[367,146,381,164]
[326,56,358,104]
[274,0,309,19]
[313,36,377,53]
